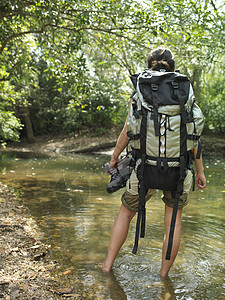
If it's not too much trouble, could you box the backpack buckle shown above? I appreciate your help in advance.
[151,83,158,91]
[172,81,179,89]
[134,110,142,119]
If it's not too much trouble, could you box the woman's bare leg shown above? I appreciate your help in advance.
[102,204,136,273]
[159,205,183,277]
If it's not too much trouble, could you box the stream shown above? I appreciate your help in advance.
[0,151,224,299]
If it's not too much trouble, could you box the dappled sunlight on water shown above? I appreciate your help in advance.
[0,151,225,299]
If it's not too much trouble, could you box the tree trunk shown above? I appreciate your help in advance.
[22,106,35,143]
[191,66,202,101]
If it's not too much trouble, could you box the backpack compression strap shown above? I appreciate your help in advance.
[151,83,160,136]
[166,82,188,260]
[171,81,188,124]
[132,108,148,254]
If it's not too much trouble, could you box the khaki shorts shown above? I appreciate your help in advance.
[121,169,193,212]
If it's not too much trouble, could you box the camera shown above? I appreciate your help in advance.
[102,156,136,194]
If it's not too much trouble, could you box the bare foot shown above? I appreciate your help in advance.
[158,270,169,278]
[102,262,112,273]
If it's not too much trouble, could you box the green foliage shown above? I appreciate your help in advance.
[0,0,225,141]
[0,81,23,147]
[27,54,128,135]
[0,107,23,148]
[200,68,225,134]
[0,110,22,146]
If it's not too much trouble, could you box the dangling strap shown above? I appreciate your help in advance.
[187,151,195,192]
[132,108,148,254]
[188,140,202,193]
[132,171,147,254]
[165,191,180,260]
[132,208,141,254]
[191,167,195,191]
[196,140,202,159]
[166,90,188,260]
[157,158,169,174]
[166,156,186,260]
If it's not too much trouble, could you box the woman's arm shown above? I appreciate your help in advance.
[110,99,133,167]
[193,145,206,190]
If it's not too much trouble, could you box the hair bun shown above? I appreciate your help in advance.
[152,60,171,72]
[147,48,175,71]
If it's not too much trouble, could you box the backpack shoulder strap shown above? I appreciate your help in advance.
[171,81,189,124]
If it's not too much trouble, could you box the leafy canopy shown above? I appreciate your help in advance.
[0,0,225,144]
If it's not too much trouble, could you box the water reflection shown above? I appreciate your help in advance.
[0,151,225,299]
[103,271,128,300]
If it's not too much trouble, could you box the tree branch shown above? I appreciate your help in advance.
[0,1,113,20]
[0,1,36,20]
[0,20,161,55]
[0,76,9,82]
[0,24,51,54]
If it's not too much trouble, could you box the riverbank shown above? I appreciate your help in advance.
[5,128,120,155]
[3,131,225,158]
[0,183,101,299]
[0,183,60,299]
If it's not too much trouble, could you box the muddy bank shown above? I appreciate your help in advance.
[0,183,60,299]
[200,135,225,158]
[0,183,102,299]
[5,128,120,155]
[4,131,225,158]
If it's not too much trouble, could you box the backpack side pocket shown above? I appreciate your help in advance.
[127,99,142,150]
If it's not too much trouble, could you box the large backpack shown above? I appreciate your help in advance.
[127,69,204,260]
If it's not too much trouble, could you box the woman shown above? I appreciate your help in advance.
[102,47,206,277]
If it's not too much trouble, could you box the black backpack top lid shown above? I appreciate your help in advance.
[130,70,190,106]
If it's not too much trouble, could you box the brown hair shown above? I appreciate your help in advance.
[147,47,175,72]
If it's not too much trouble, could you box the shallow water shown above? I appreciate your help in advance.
[0,151,225,299]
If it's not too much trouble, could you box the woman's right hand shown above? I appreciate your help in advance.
[109,155,119,168]
[195,172,206,190]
